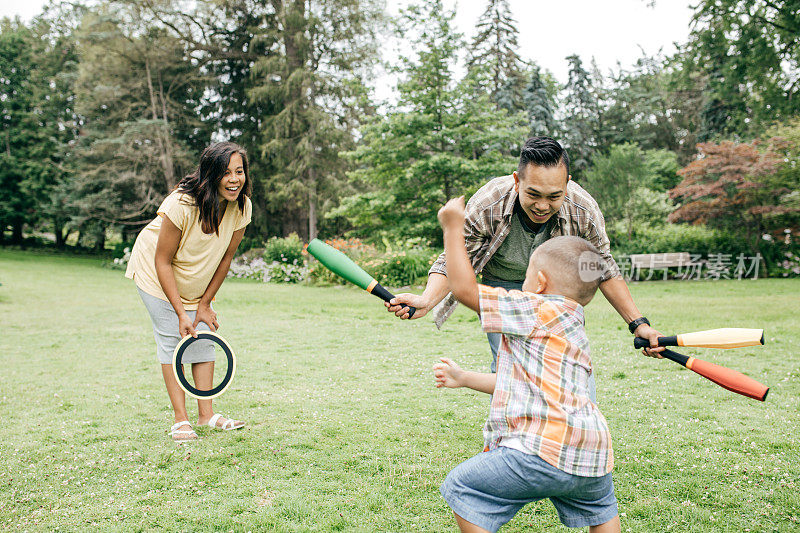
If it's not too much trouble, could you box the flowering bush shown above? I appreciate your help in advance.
[306,237,436,288]
[362,248,437,287]
[107,247,131,270]
[305,238,377,285]
[779,251,800,277]
[228,255,308,283]
[263,233,304,264]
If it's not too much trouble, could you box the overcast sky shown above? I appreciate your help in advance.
[2,0,695,100]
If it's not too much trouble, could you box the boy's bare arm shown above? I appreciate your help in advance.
[437,197,479,313]
[433,358,497,394]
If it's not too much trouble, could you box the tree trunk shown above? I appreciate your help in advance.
[308,169,317,241]
[145,59,175,191]
[94,225,106,252]
[157,72,176,189]
[54,218,66,249]
[11,221,24,246]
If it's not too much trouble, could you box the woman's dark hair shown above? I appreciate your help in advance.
[518,136,570,176]
[177,142,251,235]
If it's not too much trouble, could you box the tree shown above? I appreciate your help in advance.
[561,55,603,177]
[523,64,558,137]
[584,143,672,238]
[603,54,697,160]
[0,19,39,244]
[335,0,526,244]
[467,0,527,114]
[644,148,681,191]
[680,0,800,140]
[0,13,80,246]
[669,141,783,247]
[759,119,800,231]
[69,1,206,241]
[247,0,382,241]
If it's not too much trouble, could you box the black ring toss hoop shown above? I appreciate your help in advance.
[172,331,236,399]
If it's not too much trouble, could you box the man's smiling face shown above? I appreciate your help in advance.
[513,162,570,224]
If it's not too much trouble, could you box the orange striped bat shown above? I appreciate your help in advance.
[634,328,764,350]
[653,348,769,401]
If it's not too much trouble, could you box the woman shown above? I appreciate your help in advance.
[126,142,252,442]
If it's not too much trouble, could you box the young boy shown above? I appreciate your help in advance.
[434,196,620,533]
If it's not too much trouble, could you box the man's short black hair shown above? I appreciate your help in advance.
[518,136,570,176]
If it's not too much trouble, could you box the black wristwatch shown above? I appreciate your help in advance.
[628,317,650,334]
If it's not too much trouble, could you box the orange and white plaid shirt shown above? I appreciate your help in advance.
[430,175,620,329]
[479,285,614,477]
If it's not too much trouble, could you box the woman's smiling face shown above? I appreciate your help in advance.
[218,152,245,202]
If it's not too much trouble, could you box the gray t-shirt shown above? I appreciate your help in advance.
[482,200,552,283]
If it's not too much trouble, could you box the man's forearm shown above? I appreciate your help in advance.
[420,272,451,309]
[599,276,643,323]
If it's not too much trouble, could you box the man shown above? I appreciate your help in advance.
[386,137,663,375]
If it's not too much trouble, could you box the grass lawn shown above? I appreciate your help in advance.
[1,249,799,532]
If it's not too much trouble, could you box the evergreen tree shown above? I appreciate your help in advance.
[247,0,382,241]
[335,0,526,244]
[467,0,527,114]
[561,54,601,177]
[523,64,557,137]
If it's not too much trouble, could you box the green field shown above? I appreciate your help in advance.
[1,249,799,532]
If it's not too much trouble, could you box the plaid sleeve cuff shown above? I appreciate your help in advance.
[429,251,447,276]
[600,255,621,281]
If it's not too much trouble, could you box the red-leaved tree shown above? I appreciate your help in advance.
[669,141,783,246]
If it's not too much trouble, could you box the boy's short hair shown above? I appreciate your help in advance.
[531,236,607,305]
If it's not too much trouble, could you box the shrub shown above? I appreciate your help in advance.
[263,233,304,264]
[107,247,131,270]
[227,255,308,283]
[306,238,436,288]
[608,222,751,257]
[238,235,265,254]
[362,248,437,288]
[306,238,376,286]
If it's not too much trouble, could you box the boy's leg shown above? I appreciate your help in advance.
[550,472,618,530]
[440,448,550,533]
[589,515,620,533]
[454,512,492,533]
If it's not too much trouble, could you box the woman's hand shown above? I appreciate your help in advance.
[194,301,219,332]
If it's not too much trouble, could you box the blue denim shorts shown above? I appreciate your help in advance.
[440,447,618,531]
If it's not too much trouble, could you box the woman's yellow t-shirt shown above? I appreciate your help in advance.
[126,191,252,310]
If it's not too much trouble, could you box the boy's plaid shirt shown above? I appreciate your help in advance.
[430,175,620,329]
[479,285,614,477]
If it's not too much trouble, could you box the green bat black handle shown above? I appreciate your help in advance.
[371,283,416,318]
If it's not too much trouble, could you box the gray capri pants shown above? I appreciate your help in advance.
[138,287,216,364]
